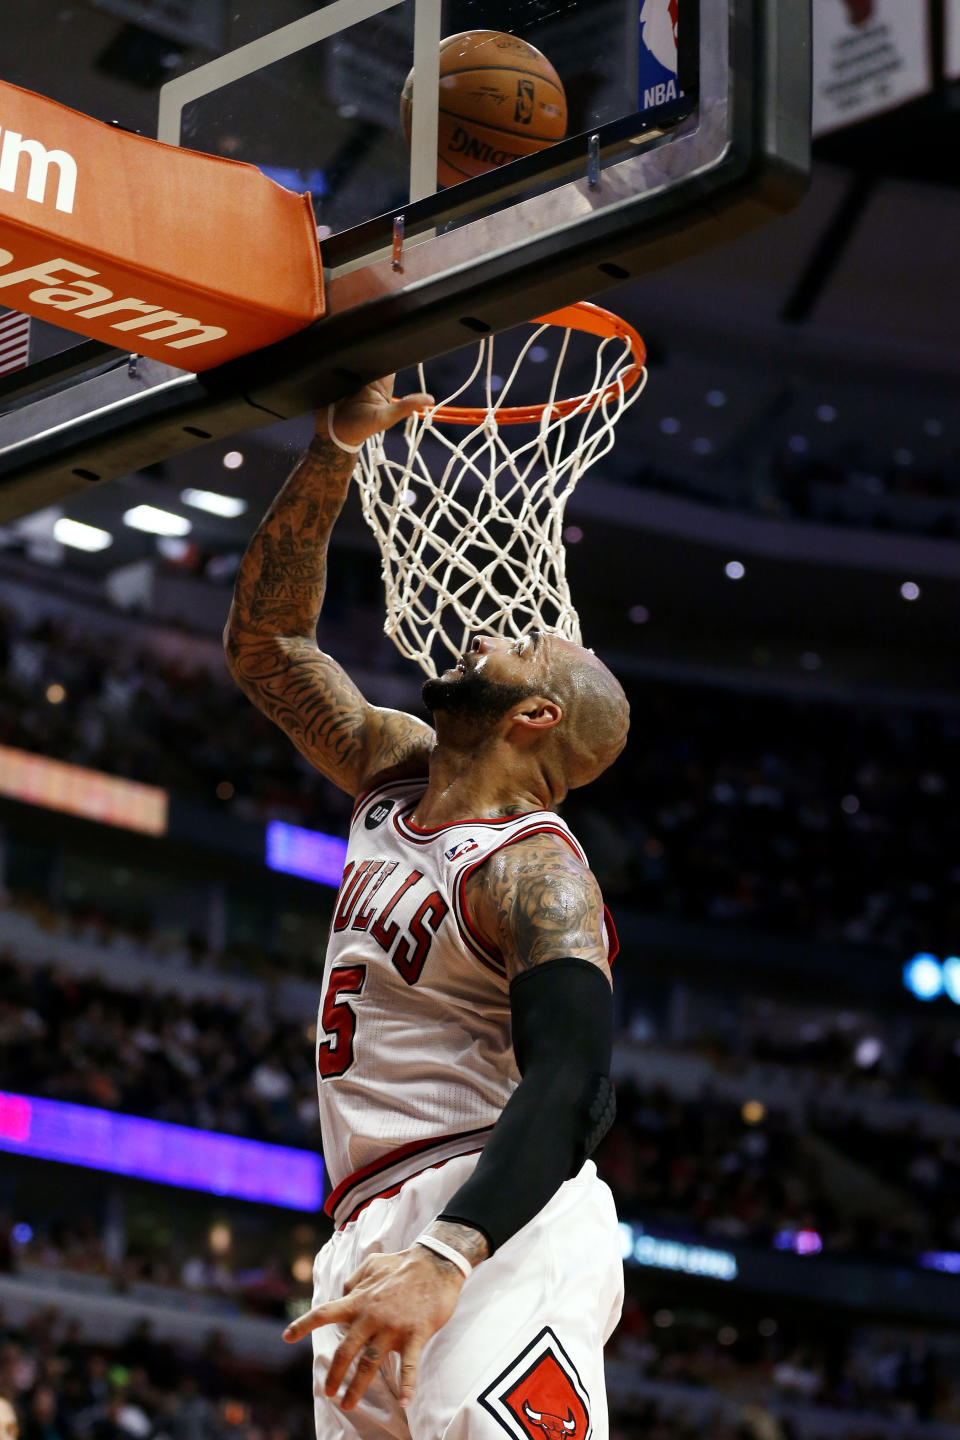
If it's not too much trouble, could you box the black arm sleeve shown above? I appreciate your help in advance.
[436,956,615,1254]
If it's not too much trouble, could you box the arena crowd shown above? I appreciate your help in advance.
[2,603,958,956]
[2,947,958,1264]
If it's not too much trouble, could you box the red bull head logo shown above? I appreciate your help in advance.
[522,1403,578,1439]
[479,1329,591,1440]
[842,0,874,24]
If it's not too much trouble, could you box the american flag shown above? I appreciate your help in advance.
[0,308,31,378]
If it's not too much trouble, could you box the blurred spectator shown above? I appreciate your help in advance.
[166,1378,216,1440]
[0,1396,19,1440]
[21,1387,70,1440]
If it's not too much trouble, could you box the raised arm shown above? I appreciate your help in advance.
[223,380,435,798]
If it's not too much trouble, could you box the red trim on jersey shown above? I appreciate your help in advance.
[406,812,527,833]
[394,802,558,844]
[324,1124,494,1219]
[452,877,507,977]
[603,904,620,964]
[337,1148,486,1228]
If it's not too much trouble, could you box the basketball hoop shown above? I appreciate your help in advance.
[354,301,647,676]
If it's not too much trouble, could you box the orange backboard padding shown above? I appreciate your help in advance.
[0,79,324,371]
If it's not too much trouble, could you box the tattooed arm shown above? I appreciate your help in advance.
[223,379,435,798]
[465,830,612,983]
[409,834,610,1266]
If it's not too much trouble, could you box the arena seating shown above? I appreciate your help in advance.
[3,599,958,953]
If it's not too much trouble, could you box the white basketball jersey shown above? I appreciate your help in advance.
[316,776,617,1227]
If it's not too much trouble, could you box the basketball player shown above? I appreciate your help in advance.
[223,376,629,1440]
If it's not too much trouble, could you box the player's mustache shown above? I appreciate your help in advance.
[421,669,535,720]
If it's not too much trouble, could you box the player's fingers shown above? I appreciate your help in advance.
[391,393,434,421]
[282,1297,353,1344]
[339,1331,392,1411]
[398,1334,426,1409]
[324,1319,378,1397]
[342,1256,374,1294]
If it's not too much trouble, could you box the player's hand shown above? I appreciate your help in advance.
[316,375,434,449]
[282,1246,463,1410]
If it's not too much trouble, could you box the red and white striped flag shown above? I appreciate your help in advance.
[0,308,31,378]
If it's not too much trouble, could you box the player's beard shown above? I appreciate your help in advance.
[422,669,537,725]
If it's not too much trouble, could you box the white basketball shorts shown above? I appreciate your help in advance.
[310,1155,624,1440]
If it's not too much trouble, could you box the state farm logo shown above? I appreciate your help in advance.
[0,252,227,353]
[0,124,227,355]
[478,1328,591,1440]
[0,126,77,213]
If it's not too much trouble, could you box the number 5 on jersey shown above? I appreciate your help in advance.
[317,965,366,1079]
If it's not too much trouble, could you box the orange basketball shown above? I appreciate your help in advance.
[400,30,567,187]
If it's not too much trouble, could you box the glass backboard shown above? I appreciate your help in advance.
[0,0,810,520]
[161,0,698,264]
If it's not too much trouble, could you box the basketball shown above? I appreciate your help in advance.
[400,30,567,187]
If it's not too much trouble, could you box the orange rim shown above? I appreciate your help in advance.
[424,301,647,427]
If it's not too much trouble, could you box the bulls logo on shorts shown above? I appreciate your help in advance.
[478,1328,591,1440]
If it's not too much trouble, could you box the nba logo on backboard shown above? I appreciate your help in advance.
[638,0,682,111]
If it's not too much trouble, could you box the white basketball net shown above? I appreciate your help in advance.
[353,315,647,676]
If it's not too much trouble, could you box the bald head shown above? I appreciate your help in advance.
[539,637,630,789]
[423,630,629,795]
